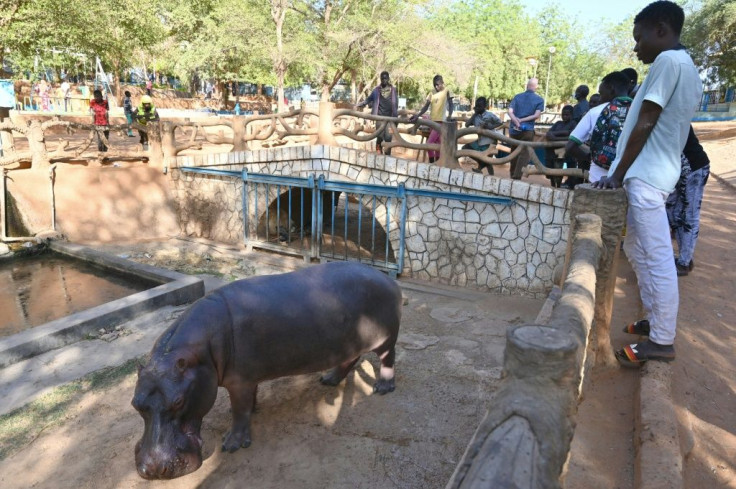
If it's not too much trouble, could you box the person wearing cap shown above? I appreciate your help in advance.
[133,95,160,148]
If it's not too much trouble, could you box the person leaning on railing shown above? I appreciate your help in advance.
[356,71,398,155]
[132,95,160,149]
[409,74,453,164]
[463,96,502,175]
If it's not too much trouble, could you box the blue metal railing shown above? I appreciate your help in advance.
[242,170,315,259]
[317,175,407,274]
[179,166,515,275]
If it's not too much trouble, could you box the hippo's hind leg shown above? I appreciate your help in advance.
[373,339,396,395]
[320,357,360,386]
[222,381,258,452]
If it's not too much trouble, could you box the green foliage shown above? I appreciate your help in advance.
[682,0,736,86]
[2,0,164,82]
[2,0,712,104]
[432,0,540,102]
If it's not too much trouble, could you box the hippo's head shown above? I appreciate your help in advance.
[132,353,218,479]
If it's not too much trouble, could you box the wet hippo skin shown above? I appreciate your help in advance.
[132,262,402,479]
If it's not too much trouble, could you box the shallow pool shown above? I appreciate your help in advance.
[0,251,158,337]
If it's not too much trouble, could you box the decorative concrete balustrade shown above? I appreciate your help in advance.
[1,102,585,183]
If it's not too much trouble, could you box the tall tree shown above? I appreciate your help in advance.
[682,0,736,86]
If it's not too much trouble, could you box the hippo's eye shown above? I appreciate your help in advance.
[171,396,185,411]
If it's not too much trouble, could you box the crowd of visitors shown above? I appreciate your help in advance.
[354,1,703,371]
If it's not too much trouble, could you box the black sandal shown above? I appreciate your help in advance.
[615,340,675,368]
[622,319,650,335]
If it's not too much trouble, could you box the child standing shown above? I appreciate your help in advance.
[410,75,453,163]
[89,89,110,152]
[594,1,702,367]
[123,90,135,137]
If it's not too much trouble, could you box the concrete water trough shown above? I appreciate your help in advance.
[0,241,204,368]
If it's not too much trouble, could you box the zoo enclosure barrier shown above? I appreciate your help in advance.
[1,102,582,184]
[178,166,514,277]
[448,213,603,488]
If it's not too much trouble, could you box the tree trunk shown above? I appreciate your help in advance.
[272,0,288,113]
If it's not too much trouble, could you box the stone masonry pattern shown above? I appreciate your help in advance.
[171,145,573,297]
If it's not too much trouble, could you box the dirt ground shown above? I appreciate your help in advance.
[566,121,736,489]
[0,254,542,489]
[0,121,733,488]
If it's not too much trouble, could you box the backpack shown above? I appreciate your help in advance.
[589,97,632,170]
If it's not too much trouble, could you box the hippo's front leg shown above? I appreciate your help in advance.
[222,382,258,452]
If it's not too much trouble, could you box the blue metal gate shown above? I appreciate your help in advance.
[316,175,406,275]
[180,166,514,277]
[242,170,317,260]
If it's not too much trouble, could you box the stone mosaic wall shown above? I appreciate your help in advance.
[171,145,573,297]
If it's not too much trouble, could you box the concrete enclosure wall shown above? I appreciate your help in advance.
[171,146,573,297]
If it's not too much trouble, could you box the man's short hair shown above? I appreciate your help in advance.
[576,85,589,98]
[634,0,685,35]
[475,97,488,109]
[561,105,574,114]
[380,71,389,79]
[433,74,443,86]
[621,68,638,85]
[601,71,632,94]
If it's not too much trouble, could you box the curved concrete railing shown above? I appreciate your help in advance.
[446,213,603,489]
[0,102,586,183]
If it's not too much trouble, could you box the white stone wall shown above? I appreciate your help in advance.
[172,145,573,297]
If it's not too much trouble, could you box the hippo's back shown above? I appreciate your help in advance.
[218,262,402,380]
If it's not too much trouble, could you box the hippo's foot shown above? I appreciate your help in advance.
[373,377,395,395]
[222,429,251,452]
[319,368,343,386]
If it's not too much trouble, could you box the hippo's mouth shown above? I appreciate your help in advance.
[135,426,204,479]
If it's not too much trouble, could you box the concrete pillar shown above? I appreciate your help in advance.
[148,121,164,170]
[27,120,50,170]
[161,121,176,158]
[0,107,14,154]
[437,121,460,169]
[231,115,248,151]
[561,184,628,368]
[316,101,336,146]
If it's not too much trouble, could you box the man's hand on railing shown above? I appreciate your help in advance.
[408,114,419,123]
[593,175,623,189]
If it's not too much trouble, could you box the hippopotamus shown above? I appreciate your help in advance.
[132,261,402,479]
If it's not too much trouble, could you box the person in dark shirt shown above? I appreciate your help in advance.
[622,67,640,97]
[666,126,710,276]
[589,93,602,108]
[357,71,398,155]
[572,85,590,124]
[544,105,575,187]
[463,96,502,174]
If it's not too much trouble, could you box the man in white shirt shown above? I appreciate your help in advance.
[594,0,702,367]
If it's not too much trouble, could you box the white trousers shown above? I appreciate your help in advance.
[623,178,679,344]
[588,163,608,184]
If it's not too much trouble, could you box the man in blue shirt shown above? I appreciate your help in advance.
[507,78,544,179]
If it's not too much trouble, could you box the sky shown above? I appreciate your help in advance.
[521,0,654,30]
